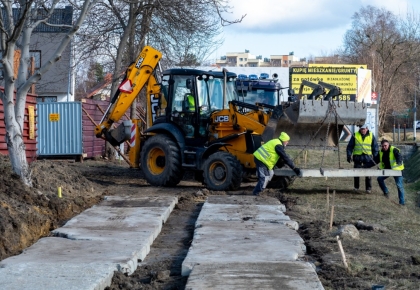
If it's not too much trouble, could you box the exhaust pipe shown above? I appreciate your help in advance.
[222,68,228,110]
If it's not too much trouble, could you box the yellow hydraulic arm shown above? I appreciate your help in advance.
[95,46,162,137]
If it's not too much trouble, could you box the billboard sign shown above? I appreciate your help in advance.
[290,64,370,102]
[309,64,367,69]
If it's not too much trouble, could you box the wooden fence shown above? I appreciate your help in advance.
[0,87,37,163]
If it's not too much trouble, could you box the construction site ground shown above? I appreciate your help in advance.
[1,146,420,290]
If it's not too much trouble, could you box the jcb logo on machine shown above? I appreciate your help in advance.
[135,57,144,68]
[150,94,159,122]
[214,115,229,123]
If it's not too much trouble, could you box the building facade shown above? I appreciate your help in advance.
[31,6,74,103]
[215,51,306,68]
[0,6,75,102]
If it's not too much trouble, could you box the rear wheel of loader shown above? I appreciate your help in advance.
[141,135,183,186]
[203,151,242,191]
[267,176,295,190]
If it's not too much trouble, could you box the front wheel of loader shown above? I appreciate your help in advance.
[267,175,295,190]
[203,152,243,191]
[141,135,183,186]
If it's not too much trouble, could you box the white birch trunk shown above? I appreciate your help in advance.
[2,88,32,186]
[0,0,97,186]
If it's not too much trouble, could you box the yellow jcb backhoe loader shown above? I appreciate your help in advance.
[95,46,368,191]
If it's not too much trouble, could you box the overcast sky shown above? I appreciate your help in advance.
[210,0,420,61]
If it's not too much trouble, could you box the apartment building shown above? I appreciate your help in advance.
[0,6,74,102]
[215,50,306,67]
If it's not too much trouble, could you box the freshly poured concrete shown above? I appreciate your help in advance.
[0,196,177,290]
[182,195,324,290]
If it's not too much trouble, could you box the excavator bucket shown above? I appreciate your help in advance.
[262,80,368,147]
[262,99,367,147]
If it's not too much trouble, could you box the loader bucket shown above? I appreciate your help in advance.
[263,99,367,147]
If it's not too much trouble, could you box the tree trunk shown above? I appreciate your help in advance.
[5,118,32,186]
[1,60,32,187]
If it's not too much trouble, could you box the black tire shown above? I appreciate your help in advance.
[140,135,183,186]
[267,175,295,190]
[203,151,243,191]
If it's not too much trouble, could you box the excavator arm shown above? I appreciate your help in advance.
[298,80,326,100]
[94,46,162,143]
[318,81,342,100]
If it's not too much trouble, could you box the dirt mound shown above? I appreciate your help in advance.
[1,149,420,289]
[0,155,104,260]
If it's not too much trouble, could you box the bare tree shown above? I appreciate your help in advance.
[75,60,106,98]
[72,0,244,158]
[0,0,97,186]
[341,6,420,130]
[75,0,245,96]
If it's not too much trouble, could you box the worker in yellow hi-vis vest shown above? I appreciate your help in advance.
[374,139,405,205]
[346,124,379,193]
[252,132,302,196]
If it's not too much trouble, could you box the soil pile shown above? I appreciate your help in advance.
[0,155,104,260]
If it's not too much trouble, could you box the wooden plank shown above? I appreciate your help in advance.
[0,143,38,150]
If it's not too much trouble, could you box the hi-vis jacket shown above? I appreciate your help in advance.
[254,139,283,170]
[379,146,404,170]
[353,132,373,155]
[186,95,195,111]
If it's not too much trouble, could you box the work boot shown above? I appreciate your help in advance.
[384,192,389,199]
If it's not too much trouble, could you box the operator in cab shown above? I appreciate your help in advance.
[184,79,195,111]
[252,132,302,196]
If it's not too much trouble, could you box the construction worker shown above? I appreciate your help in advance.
[184,78,195,111]
[346,124,379,193]
[375,139,405,205]
[185,94,195,111]
[252,132,302,196]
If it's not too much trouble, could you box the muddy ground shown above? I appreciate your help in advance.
[1,152,420,290]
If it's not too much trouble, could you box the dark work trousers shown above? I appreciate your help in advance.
[253,157,273,196]
[353,159,373,190]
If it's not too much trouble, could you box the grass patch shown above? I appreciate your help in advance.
[274,141,420,289]
[380,131,419,143]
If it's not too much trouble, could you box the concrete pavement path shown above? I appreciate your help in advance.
[0,194,324,289]
[182,195,324,289]
[0,196,177,290]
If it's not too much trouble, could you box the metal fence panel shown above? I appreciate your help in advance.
[37,102,82,156]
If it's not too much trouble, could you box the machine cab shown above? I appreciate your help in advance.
[158,69,238,141]
[236,78,283,108]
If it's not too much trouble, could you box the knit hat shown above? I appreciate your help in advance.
[360,124,369,129]
[279,132,290,142]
